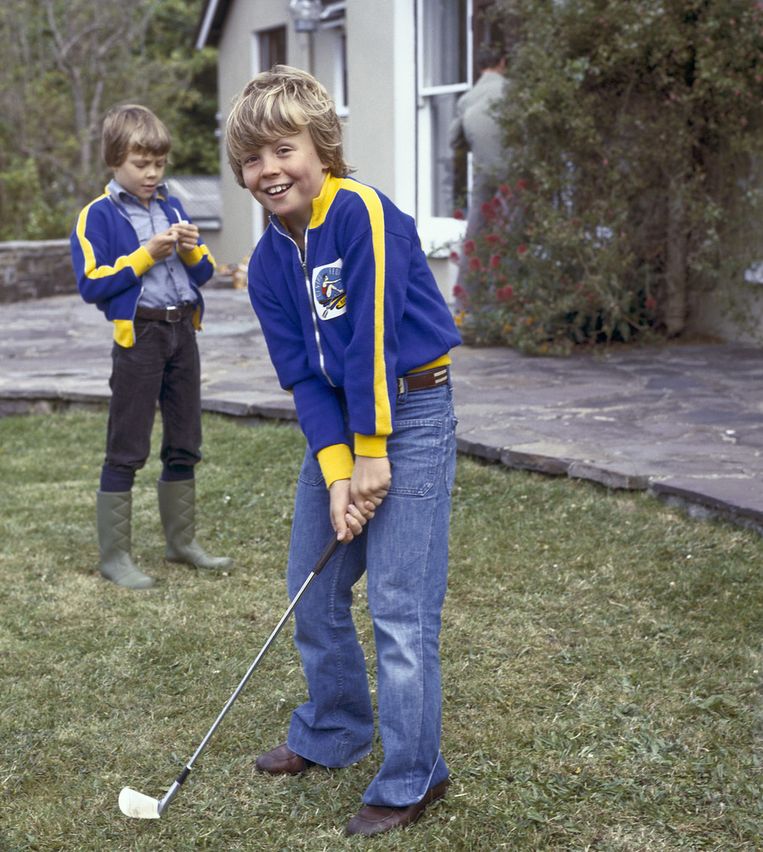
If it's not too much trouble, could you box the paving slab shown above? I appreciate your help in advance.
[1,289,762,533]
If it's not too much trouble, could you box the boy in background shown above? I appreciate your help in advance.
[71,104,231,590]
[226,67,460,836]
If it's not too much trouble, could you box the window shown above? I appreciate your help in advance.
[417,0,472,251]
[251,27,288,241]
[257,26,287,72]
[421,0,469,88]
[320,11,348,117]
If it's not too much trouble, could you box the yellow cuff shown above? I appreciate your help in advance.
[113,319,135,348]
[179,245,204,266]
[317,443,354,488]
[354,434,388,458]
[133,246,155,277]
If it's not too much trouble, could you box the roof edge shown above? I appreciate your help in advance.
[195,0,229,49]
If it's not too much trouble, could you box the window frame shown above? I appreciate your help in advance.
[415,0,473,256]
[250,25,288,246]
[320,17,349,118]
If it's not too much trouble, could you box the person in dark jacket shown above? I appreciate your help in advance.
[71,104,231,590]
[450,47,509,311]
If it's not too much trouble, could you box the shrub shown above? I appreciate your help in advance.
[454,181,656,353]
[458,0,763,352]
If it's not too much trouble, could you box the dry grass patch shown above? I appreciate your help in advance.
[0,410,761,851]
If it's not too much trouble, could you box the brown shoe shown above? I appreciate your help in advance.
[255,742,314,775]
[345,778,449,836]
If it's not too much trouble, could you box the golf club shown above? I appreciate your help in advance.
[118,535,339,819]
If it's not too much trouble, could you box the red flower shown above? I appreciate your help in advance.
[485,233,501,245]
[517,243,528,255]
[468,256,483,272]
[481,200,497,220]
[645,296,657,311]
[515,178,528,192]
[453,284,466,298]
[496,285,514,302]
[463,239,476,256]
[449,250,460,263]
[489,254,501,270]
[499,183,512,197]
[453,209,465,220]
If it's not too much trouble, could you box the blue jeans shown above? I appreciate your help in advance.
[285,382,457,807]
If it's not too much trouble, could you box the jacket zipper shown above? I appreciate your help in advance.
[273,220,335,388]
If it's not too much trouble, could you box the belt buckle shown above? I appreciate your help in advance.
[164,305,180,322]
[397,377,405,395]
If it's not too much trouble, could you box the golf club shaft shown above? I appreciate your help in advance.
[157,536,340,813]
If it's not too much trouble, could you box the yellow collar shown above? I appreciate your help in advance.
[310,173,344,229]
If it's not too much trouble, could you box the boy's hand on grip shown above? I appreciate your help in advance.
[329,480,372,543]
[351,456,390,514]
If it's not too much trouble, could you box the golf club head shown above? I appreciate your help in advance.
[118,786,161,819]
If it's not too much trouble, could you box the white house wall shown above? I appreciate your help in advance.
[213,0,417,267]
[342,0,415,216]
[215,0,290,265]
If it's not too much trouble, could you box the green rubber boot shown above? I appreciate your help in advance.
[96,491,156,590]
[157,479,233,571]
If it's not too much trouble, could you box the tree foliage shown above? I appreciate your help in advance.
[0,0,217,240]
[460,0,763,351]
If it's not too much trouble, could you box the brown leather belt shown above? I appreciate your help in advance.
[397,365,450,395]
[135,303,196,322]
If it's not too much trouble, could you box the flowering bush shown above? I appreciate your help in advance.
[454,181,655,353]
[456,0,763,353]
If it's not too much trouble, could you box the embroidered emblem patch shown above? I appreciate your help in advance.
[312,259,346,320]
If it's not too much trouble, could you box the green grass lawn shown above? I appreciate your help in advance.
[0,410,761,851]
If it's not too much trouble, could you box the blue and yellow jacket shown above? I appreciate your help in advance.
[70,188,216,348]
[249,174,461,486]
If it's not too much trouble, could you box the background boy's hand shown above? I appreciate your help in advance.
[145,228,179,261]
[329,479,374,543]
[172,221,200,253]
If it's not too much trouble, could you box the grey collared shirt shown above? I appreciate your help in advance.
[107,179,197,309]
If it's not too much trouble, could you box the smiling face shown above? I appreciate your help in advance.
[241,128,328,240]
[112,149,166,207]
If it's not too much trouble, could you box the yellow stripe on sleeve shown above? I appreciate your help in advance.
[75,199,154,280]
[339,180,391,437]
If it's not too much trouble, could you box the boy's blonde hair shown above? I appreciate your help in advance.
[101,104,172,168]
[225,65,349,187]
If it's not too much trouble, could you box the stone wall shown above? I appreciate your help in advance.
[0,240,74,303]
[0,239,236,304]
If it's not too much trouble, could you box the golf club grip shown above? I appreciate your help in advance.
[313,536,340,575]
